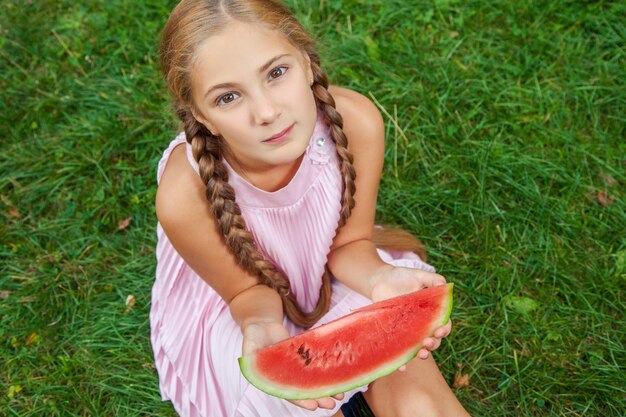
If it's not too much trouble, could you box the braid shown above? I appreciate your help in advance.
[296,57,359,328]
[160,0,361,330]
[281,56,359,326]
[309,60,357,228]
[178,105,329,328]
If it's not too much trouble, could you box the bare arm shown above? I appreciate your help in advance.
[327,87,450,360]
[157,144,339,410]
[155,145,283,327]
[326,87,446,297]
[326,86,391,297]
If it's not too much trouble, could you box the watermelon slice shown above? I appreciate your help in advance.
[238,283,453,400]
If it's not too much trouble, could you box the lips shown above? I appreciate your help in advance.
[263,123,295,143]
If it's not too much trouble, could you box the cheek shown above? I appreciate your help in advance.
[293,80,317,111]
[304,87,318,120]
[286,68,316,103]
[209,109,248,136]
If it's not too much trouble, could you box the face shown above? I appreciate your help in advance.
[190,20,317,174]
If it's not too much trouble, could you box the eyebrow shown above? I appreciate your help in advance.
[203,53,291,99]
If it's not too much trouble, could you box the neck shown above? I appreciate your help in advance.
[224,152,304,193]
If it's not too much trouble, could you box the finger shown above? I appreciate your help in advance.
[418,348,430,360]
[423,337,440,351]
[332,393,345,401]
[434,320,452,338]
[398,364,407,372]
[315,397,337,410]
[291,399,318,410]
[433,273,447,286]
[422,337,433,350]
[428,337,442,351]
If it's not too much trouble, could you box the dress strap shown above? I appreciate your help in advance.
[184,139,201,175]
[156,132,188,184]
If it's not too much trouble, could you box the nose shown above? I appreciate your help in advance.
[250,90,280,125]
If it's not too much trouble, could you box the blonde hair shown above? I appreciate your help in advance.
[160,0,425,327]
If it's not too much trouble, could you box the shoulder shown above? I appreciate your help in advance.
[154,142,262,302]
[328,85,385,154]
[328,85,384,141]
[156,143,207,228]
[325,87,385,249]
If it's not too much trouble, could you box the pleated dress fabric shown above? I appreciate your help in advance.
[150,114,436,417]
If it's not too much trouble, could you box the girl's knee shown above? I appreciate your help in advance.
[391,388,445,417]
[364,363,470,417]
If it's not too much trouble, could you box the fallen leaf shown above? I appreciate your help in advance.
[25,332,41,347]
[597,173,616,186]
[125,294,136,313]
[8,385,22,398]
[453,370,470,388]
[0,290,11,299]
[118,217,131,230]
[8,207,21,218]
[504,295,539,314]
[597,191,615,207]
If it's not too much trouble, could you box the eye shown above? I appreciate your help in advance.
[216,92,239,106]
[268,65,288,80]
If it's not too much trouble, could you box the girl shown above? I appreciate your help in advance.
[152,1,471,416]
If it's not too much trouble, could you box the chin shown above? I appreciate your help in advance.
[275,141,308,165]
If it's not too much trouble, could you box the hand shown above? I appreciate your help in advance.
[241,320,345,410]
[369,265,452,361]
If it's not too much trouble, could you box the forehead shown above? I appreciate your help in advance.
[192,20,300,88]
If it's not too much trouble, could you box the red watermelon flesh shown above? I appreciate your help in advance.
[238,283,453,400]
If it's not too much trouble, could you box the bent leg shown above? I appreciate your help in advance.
[363,356,470,417]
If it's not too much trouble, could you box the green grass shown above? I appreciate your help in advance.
[1,0,624,416]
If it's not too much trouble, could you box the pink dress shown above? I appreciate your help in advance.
[150,115,436,417]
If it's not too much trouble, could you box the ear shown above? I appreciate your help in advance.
[191,107,219,136]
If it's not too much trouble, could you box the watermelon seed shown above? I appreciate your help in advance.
[305,358,312,366]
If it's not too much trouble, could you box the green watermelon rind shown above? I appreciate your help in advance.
[238,284,454,400]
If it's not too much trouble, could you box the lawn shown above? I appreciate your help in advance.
[1,0,624,416]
